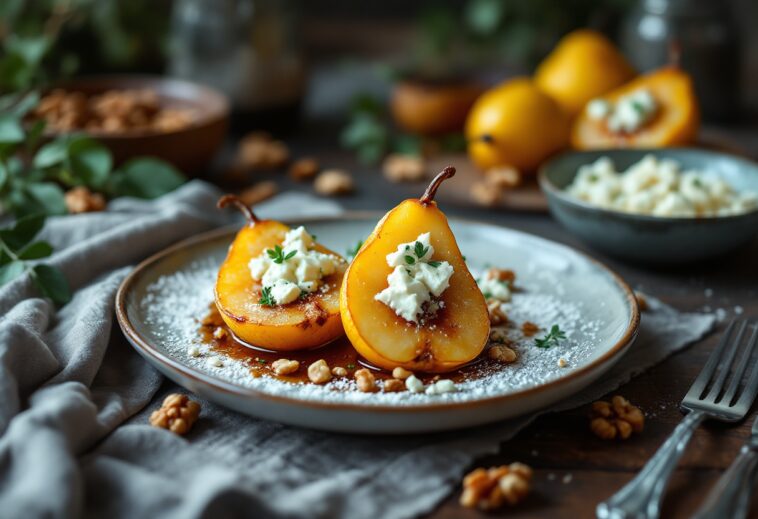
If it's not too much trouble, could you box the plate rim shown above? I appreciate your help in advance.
[115,211,640,413]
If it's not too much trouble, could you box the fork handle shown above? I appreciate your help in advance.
[596,410,706,519]
[691,446,758,519]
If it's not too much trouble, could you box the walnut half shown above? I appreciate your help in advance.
[590,395,645,440]
[460,462,533,510]
[149,393,201,435]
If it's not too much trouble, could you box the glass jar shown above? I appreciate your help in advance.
[620,0,740,121]
[169,0,306,132]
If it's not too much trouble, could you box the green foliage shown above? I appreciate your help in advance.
[0,102,186,218]
[339,91,468,165]
[340,94,390,165]
[0,213,70,304]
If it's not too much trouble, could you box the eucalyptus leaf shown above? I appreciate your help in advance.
[9,90,40,118]
[392,134,423,156]
[0,160,7,190]
[110,158,185,199]
[0,114,25,144]
[0,213,45,251]
[25,119,46,151]
[67,137,112,188]
[26,182,67,215]
[19,241,53,260]
[34,138,69,169]
[6,35,51,66]
[0,53,31,91]
[0,260,24,286]
[32,264,71,304]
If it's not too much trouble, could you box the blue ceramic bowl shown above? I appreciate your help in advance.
[538,148,758,264]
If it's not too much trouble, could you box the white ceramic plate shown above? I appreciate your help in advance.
[116,214,639,434]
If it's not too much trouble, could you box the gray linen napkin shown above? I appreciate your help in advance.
[0,181,716,519]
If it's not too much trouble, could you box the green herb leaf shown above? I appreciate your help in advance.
[347,240,363,258]
[67,137,113,189]
[109,158,185,199]
[0,160,7,190]
[392,134,423,156]
[427,260,441,268]
[25,119,46,151]
[25,182,67,215]
[0,114,24,145]
[0,213,45,251]
[266,245,295,264]
[34,139,69,169]
[404,255,416,265]
[534,324,566,349]
[258,286,275,306]
[6,35,51,67]
[0,260,24,285]
[18,241,53,260]
[414,241,429,259]
[346,363,356,369]
[32,264,71,304]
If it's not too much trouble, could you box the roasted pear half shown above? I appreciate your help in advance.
[571,66,699,149]
[340,167,490,373]
[215,195,346,351]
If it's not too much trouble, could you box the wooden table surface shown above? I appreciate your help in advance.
[215,124,758,518]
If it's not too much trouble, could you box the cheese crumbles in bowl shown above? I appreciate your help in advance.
[539,149,758,263]
[566,155,758,218]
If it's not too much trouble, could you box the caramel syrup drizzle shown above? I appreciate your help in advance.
[198,303,508,387]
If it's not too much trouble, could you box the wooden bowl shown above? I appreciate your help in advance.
[43,75,229,175]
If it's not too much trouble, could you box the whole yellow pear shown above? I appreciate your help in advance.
[535,29,635,117]
[465,77,569,172]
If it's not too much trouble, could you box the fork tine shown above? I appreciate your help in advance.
[705,320,748,402]
[722,321,758,405]
[687,320,738,400]
[734,322,758,410]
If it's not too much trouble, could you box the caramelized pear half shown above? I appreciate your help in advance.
[572,66,699,149]
[215,195,346,351]
[340,167,490,373]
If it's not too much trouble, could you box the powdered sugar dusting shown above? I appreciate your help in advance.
[134,220,633,407]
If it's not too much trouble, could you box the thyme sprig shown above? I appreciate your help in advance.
[534,325,566,349]
[266,245,296,264]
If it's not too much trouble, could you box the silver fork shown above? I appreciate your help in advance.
[597,317,758,519]
[692,413,758,519]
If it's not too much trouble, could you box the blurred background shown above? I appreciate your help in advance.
[1,0,757,213]
[4,0,757,124]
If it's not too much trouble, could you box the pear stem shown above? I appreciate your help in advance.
[420,166,456,206]
[217,194,260,225]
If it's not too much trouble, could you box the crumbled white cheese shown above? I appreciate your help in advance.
[207,356,223,367]
[566,155,758,217]
[477,276,511,302]
[375,232,454,323]
[188,346,201,357]
[587,88,658,134]
[248,226,343,305]
[405,375,425,393]
[425,379,457,395]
